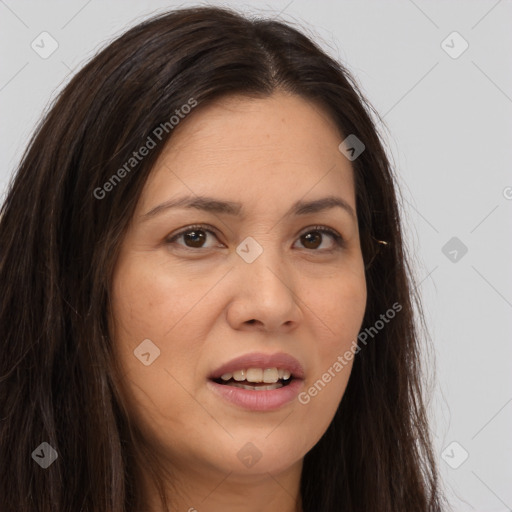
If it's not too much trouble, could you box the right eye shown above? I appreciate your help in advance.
[165,224,223,250]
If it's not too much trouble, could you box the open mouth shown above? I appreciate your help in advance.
[207,354,305,410]
[211,368,294,391]
[207,356,304,410]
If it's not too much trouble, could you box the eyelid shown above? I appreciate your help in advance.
[166,223,222,245]
[298,224,343,240]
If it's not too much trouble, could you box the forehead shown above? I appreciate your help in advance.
[137,92,356,215]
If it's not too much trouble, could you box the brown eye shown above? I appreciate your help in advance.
[166,224,220,249]
[182,229,207,248]
[295,226,344,251]
[301,231,322,249]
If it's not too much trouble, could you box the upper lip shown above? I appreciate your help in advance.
[209,352,305,380]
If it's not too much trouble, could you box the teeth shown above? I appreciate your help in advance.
[263,368,279,383]
[217,367,293,383]
[228,382,284,391]
[232,370,246,381]
[246,368,263,382]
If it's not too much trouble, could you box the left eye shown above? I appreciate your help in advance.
[166,224,344,251]
[295,227,344,250]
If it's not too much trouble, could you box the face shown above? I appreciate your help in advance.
[110,91,367,485]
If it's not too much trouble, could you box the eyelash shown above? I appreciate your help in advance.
[165,223,345,252]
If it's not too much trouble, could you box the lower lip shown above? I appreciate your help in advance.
[207,379,304,411]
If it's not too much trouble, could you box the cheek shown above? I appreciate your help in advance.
[109,259,211,455]
[109,256,206,407]
[110,253,211,347]
[297,269,366,428]
[309,265,367,349]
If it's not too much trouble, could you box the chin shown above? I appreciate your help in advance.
[201,431,310,477]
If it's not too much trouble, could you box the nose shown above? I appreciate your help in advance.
[226,244,302,332]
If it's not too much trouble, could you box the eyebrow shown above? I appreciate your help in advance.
[141,194,356,221]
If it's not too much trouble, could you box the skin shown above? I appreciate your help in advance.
[110,91,367,512]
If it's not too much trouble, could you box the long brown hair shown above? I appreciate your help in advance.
[0,6,445,511]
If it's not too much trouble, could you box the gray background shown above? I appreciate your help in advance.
[1,1,511,510]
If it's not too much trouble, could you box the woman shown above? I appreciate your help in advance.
[0,6,445,512]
